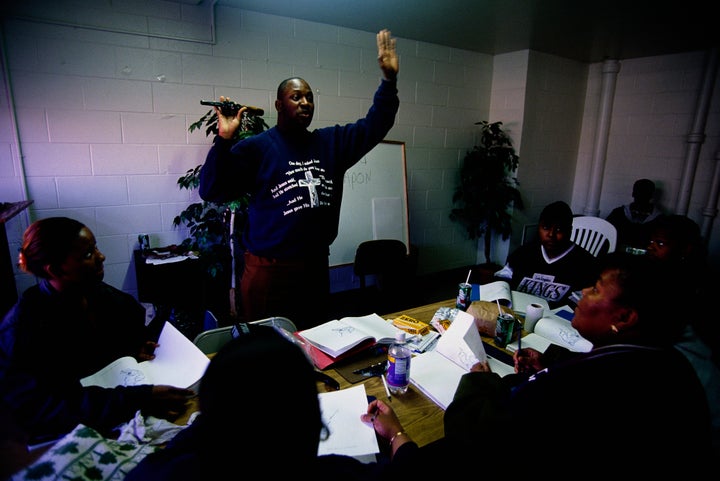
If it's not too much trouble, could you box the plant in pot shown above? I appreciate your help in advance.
[172,105,268,319]
[450,120,523,267]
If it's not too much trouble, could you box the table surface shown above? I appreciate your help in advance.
[177,298,519,448]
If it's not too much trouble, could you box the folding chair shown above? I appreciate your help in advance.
[192,315,297,355]
[571,216,618,256]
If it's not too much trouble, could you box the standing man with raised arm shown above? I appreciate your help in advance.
[199,30,399,330]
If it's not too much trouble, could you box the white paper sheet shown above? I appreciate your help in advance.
[317,384,379,457]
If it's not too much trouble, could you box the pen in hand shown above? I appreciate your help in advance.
[381,374,392,402]
[370,405,380,423]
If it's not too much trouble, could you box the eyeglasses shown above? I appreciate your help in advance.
[648,239,666,247]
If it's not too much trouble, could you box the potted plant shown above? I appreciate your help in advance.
[450,120,523,265]
[172,105,268,317]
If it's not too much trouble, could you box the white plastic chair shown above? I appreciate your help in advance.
[571,216,617,257]
[192,316,297,354]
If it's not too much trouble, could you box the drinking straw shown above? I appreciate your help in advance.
[517,319,522,351]
[465,270,472,285]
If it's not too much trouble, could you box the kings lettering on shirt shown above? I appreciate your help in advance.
[517,274,571,304]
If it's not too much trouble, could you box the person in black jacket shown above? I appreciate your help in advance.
[445,252,712,476]
[606,178,664,251]
[126,324,420,481]
[0,217,192,447]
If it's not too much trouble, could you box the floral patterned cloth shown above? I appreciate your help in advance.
[10,424,158,481]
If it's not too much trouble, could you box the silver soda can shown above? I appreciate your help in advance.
[138,234,150,252]
[456,282,472,311]
[494,312,516,348]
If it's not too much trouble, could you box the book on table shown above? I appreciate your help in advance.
[472,280,549,314]
[409,310,515,410]
[505,308,593,353]
[80,321,210,392]
[297,313,406,361]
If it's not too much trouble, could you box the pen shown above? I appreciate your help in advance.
[381,374,392,402]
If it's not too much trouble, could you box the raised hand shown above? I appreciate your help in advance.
[376,29,399,80]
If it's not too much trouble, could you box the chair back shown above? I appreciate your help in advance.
[250,316,297,333]
[571,216,617,256]
[193,325,233,355]
[193,316,297,354]
[352,239,418,314]
[353,239,409,289]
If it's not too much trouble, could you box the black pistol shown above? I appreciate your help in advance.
[200,100,264,117]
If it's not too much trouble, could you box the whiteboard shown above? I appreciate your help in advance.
[329,141,409,266]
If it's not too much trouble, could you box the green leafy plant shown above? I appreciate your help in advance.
[450,120,523,264]
[173,109,268,278]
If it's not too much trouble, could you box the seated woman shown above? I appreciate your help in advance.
[445,252,712,476]
[126,324,421,480]
[0,217,193,447]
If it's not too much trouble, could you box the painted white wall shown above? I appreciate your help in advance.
[573,51,720,270]
[486,50,528,266]
[1,1,718,303]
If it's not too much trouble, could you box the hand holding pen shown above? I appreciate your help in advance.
[360,399,409,447]
[513,347,544,374]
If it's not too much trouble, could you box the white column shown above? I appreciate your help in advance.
[676,47,718,215]
[583,59,621,216]
[701,151,720,241]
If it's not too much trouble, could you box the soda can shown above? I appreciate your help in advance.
[138,234,150,252]
[456,282,472,311]
[494,312,516,348]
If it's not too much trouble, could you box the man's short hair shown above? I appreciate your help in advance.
[276,77,307,100]
[539,201,573,229]
[632,178,655,198]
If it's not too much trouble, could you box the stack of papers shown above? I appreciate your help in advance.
[409,311,515,410]
[317,384,379,461]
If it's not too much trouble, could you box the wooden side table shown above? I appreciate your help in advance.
[1,200,33,317]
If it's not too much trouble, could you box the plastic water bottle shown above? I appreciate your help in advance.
[387,331,412,395]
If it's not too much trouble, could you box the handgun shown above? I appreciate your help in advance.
[200,100,264,117]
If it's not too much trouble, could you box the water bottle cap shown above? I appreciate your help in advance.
[395,331,406,342]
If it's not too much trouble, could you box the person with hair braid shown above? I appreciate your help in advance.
[0,217,193,448]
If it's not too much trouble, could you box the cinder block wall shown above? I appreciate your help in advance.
[1,1,718,304]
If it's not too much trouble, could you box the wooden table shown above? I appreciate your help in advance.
[176,298,517,448]
[320,362,445,448]
[383,297,520,356]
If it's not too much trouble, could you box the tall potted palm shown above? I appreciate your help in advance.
[450,121,523,265]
